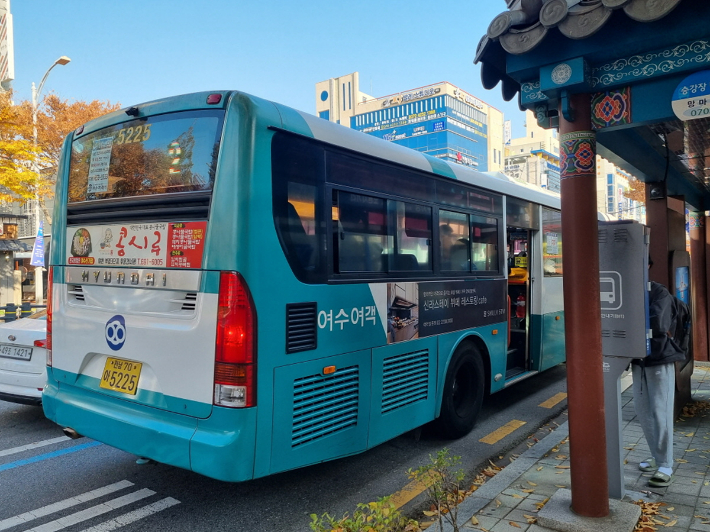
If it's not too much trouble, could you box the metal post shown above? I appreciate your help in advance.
[689,213,708,361]
[559,92,609,517]
[30,56,70,304]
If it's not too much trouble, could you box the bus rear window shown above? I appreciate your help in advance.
[68,110,224,203]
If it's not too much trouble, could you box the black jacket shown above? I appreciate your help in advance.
[642,281,687,367]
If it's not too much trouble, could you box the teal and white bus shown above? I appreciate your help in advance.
[43,90,565,482]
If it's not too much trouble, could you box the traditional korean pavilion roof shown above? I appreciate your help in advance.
[474,0,710,210]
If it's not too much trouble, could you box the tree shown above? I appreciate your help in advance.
[0,90,41,204]
[624,177,646,204]
[2,92,121,223]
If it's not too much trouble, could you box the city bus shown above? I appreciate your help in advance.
[43,90,565,482]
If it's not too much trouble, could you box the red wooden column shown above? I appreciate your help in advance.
[689,212,709,362]
[559,93,609,517]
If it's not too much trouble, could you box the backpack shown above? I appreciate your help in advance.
[670,296,691,354]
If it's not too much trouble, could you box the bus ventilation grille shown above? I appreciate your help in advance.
[181,293,197,311]
[286,303,317,353]
[601,330,627,338]
[291,365,359,447]
[381,350,429,414]
[68,285,85,302]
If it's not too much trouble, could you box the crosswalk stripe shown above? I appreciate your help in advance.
[0,436,70,458]
[0,480,134,531]
[24,489,155,532]
[78,497,181,532]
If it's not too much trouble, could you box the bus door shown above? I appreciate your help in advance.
[506,228,530,379]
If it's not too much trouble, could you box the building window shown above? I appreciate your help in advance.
[319,110,330,121]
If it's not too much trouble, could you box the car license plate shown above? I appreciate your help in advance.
[99,357,142,395]
[0,343,32,361]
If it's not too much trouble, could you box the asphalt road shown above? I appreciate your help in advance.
[0,364,567,532]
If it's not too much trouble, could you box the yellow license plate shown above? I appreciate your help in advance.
[100,357,142,395]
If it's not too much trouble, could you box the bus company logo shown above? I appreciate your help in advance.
[105,315,127,351]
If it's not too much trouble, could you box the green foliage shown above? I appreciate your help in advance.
[309,496,420,532]
[408,448,466,532]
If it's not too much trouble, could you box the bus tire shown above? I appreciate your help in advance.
[436,345,485,439]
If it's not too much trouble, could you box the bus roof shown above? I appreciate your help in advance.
[74,89,561,210]
[290,106,561,210]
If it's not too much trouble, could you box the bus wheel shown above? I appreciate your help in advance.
[436,345,485,439]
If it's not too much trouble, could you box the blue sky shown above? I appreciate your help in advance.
[8,1,527,137]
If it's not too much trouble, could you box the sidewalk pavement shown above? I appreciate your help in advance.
[433,362,710,532]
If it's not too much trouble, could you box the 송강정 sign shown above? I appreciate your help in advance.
[672,70,710,121]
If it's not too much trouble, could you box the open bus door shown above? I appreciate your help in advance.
[507,228,530,379]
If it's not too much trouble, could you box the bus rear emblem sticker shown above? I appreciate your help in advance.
[105,315,127,351]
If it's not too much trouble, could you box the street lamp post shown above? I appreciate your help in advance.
[30,56,70,305]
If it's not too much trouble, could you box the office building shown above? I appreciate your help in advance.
[316,72,505,172]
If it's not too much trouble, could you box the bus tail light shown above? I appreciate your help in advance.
[214,272,256,408]
[47,267,53,367]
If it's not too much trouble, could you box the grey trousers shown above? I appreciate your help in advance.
[632,362,675,469]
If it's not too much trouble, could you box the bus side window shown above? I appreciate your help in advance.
[470,215,499,272]
[439,210,470,272]
[272,132,324,283]
[392,201,431,271]
[336,192,388,273]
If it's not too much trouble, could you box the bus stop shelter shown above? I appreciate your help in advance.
[475,0,710,519]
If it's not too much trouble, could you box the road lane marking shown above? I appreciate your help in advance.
[539,392,567,409]
[479,420,526,445]
[0,441,101,472]
[25,489,155,532]
[0,481,134,531]
[0,436,70,457]
[78,497,181,532]
[390,472,436,509]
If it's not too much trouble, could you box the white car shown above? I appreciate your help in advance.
[0,309,47,406]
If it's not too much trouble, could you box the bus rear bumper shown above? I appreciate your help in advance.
[43,376,257,482]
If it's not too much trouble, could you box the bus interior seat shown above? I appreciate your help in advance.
[388,253,419,271]
[285,202,314,269]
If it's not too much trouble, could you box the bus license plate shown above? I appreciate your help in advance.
[0,344,32,360]
[99,357,142,395]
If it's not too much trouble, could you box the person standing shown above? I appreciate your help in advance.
[632,260,688,488]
